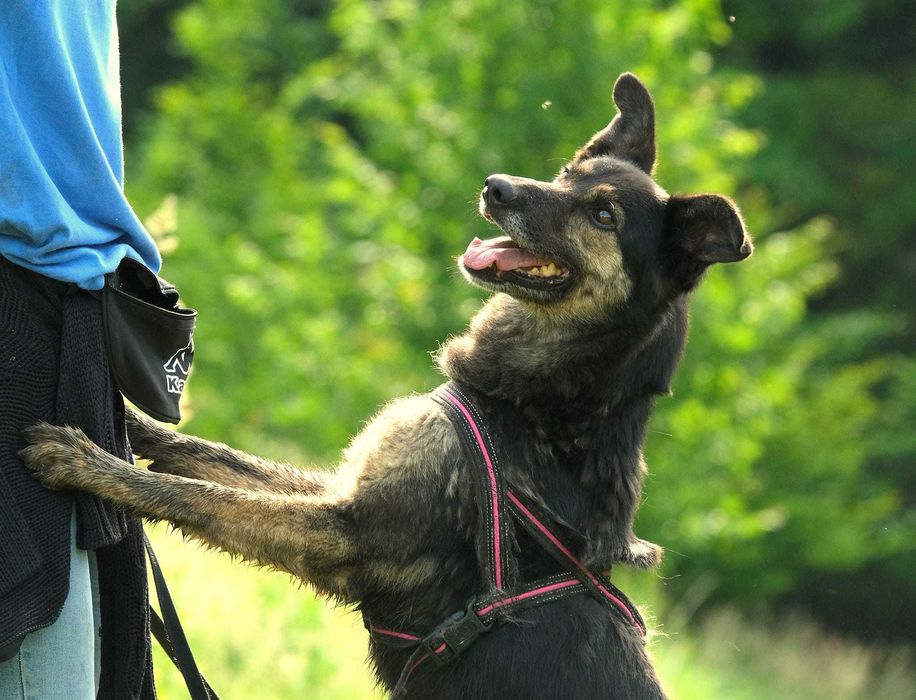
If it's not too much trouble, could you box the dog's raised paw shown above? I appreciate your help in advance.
[616,537,664,569]
[19,423,99,491]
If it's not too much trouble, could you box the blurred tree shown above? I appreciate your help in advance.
[116,0,913,643]
[118,0,192,139]
[716,0,916,640]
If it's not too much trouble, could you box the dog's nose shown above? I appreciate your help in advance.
[483,175,518,206]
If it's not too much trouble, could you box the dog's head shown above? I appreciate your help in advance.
[460,73,752,320]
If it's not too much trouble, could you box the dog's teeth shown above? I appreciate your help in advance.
[517,263,568,278]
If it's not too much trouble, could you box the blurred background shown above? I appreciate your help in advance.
[116,0,915,697]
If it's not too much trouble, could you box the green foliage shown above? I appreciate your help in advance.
[714,0,916,636]
[642,220,905,601]
[121,0,914,647]
[655,604,916,700]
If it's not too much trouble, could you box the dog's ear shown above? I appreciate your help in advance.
[572,73,656,173]
[665,194,752,285]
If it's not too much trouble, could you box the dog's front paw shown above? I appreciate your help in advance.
[20,423,102,491]
[615,537,664,569]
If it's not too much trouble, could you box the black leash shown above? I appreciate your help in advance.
[144,535,219,700]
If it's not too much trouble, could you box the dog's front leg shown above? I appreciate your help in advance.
[125,408,326,496]
[21,423,355,596]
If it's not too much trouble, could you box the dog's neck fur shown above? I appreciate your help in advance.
[437,292,688,567]
[437,293,683,413]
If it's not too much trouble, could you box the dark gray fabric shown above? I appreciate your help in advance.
[0,255,155,698]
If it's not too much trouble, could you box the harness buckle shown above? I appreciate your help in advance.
[420,600,492,666]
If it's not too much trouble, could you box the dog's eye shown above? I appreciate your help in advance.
[590,207,616,228]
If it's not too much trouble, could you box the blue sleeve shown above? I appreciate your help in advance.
[0,0,161,290]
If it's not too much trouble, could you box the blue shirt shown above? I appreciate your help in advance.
[0,0,160,290]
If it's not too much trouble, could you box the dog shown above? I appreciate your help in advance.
[21,73,751,699]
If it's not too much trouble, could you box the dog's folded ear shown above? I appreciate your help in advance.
[666,193,753,264]
[573,73,656,174]
[663,193,752,290]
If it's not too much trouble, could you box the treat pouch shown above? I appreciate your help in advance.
[102,258,196,424]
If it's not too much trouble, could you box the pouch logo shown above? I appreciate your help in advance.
[163,341,193,395]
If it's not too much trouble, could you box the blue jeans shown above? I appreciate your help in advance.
[0,510,101,699]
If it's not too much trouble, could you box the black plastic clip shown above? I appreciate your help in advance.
[420,600,493,666]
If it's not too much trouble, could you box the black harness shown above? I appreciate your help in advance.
[365,383,645,696]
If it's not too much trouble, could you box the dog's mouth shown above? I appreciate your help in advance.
[460,236,573,294]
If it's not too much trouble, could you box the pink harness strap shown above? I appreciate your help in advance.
[369,383,647,697]
[370,627,422,643]
[506,491,642,630]
[439,385,645,635]
[441,388,507,590]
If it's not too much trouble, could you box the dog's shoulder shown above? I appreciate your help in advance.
[339,393,460,494]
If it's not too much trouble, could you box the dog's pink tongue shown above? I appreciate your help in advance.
[462,236,550,272]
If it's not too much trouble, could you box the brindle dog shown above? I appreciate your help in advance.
[22,73,751,699]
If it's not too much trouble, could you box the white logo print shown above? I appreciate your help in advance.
[163,341,193,395]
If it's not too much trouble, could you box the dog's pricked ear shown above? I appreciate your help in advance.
[666,193,753,265]
[573,73,656,173]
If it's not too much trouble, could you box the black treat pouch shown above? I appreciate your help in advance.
[102,258,196,424]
